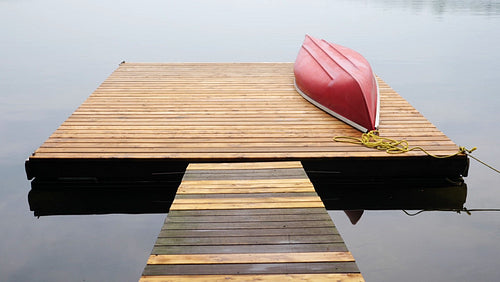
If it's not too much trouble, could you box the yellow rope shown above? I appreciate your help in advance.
[333,130,477,158]
[334,130,500,174]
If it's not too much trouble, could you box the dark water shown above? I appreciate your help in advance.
[1,0,499,281]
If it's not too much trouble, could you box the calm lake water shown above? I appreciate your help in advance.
[1,0,500,281]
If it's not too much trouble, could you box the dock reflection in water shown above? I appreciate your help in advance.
[310,175,467,224]
[28,173,467,221]
[28,175,184,217]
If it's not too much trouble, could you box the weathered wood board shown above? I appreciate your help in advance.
[140,161,364,281]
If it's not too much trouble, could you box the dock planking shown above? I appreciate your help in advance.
[140,161,364,281]
[25,62,468,180]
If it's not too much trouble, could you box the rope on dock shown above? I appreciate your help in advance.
[334,130,499,174]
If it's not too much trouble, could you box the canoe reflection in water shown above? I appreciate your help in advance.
[314,177,467,225]
[28,174,467,222]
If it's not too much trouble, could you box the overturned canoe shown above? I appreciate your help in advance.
[294,35,380,132]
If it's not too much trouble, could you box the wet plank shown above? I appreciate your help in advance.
[140,161,364,281]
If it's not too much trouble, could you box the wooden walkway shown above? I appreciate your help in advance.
[140,161,363,282]
[25,62,468,180]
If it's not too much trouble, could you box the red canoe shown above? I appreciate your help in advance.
[293,35,380,132]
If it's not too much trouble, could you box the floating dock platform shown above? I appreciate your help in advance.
[140,161,364,281]
[24,63,469,281]
[25,62,469,181]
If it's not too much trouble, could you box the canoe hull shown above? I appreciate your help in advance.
[294,35,380,132]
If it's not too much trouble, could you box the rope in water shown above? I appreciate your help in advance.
[403,208,500,216]
[333,130,500,174]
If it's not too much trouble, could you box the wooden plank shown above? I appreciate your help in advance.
[154,234,343,246]
[146,252,355,264]
[177,187,315,194]
[151,243,350,254]
[164,213,333,222]
[175,192,319,199]
[30,151,450,159]
[139,273,364,282]
[181,168,309,180]
[166,208,327,216]
[177,179,314,187]
[169,201,325,210]
[171,196,322,204]
[142,264,362,276]
[159,227,338,238]
[161,220,334,230]
[188,161,302,170]
[33,145,460,154]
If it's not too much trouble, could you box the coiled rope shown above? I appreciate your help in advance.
[334,130,499,173]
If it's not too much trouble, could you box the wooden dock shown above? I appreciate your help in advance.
[140,161,363,281]
[25,62,469,180]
